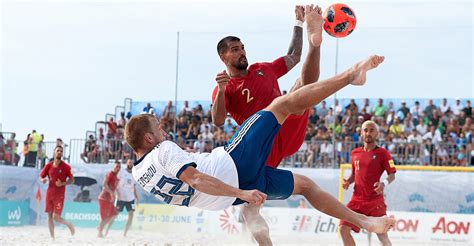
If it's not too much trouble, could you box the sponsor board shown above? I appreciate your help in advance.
[63,202,127,228]
[133,204,208,233]
[128,204,474,245]
[0,200,29,226]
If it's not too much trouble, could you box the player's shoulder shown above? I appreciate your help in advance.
[351,147,364,154]
[375,146,391,155]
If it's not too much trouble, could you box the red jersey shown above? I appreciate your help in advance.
[39,161,73,200]
[212,57,288,125]
[350,147,396,201]
[99,171,118,201]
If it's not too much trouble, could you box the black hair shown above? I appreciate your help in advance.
[217,36,241,54]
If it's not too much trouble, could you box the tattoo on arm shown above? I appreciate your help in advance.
[284,26,303,70]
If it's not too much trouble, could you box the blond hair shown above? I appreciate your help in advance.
[124,114,155,152]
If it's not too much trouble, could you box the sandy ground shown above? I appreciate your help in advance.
[0,226,467,246]
[0,226,347,246]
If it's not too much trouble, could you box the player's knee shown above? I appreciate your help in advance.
[52,214,62,222]
[293,174,317,195]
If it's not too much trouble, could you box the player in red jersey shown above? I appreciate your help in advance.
[97,161,120,238]
[211,5,324,245]
[39,145,75,240]
[212,5,324,168]
[340,120,397,246]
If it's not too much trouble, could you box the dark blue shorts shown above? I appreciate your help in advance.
[224,111,295,205]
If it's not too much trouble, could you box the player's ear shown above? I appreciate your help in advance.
[219,52,226,63]
[143,133,153,144]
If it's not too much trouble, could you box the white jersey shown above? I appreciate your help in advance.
[117,169,135,202]
[132,141,238,211]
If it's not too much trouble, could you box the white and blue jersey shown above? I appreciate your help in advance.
[133,110,295,211]
[132,141,239,211]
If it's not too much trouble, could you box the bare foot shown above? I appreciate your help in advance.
[361,215,395,234]
[350,55,385,86]
[68,224,75,236]
[305,5,323,47]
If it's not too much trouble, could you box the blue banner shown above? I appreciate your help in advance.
[63,201,129,228]
[0,200,30,226]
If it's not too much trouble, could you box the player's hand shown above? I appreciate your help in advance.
[295,5,305,22]
[55,179,65,187]
[239,189,267,205]
[40,178,47,184]
[215,70,230,91]
[373,181,385,195]
[342,179,350,190]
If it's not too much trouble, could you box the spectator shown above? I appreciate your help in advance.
[201,126,214,143]
[402,116,415,135]
[359,107,372,122]
[162,100,176,120]
[423,126,442,145]
[199,117,213,133]
[389,118,403,137]
[222,117,236,135]
[117,112,127,129]
[332,99,343,116]
[96,134,107,163]
[387,101,395,114]
[81,135,96,163]
[0,134,4,162]
[451,98,463,116]
[180,100,193,117]
[373,98,387,120]
[186,120,200,140]
[410,101,423,125]
[416,118,428,135]
[436,146,449,166]
[439,98,450,114]
[317,101,329,119]
[362,98,372,115]
[193,135,205,153]
[345,99,359,115]
[99,117,118,140]
[176,116,189,137]
[462,100,472,118]
[195,104,205,118]
[6,133,20,165]
[142,103,155,115]
[26,130,41,167]
[308,107,319,125]
[397,100,409,120]
[424,99,437,120]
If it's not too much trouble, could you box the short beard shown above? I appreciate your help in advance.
[234,57,248,70]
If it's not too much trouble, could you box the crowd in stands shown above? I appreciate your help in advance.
[1,98,472,168]
[0,130,66,168]
[75,98,473,167]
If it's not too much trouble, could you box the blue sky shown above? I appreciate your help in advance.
[1,0,473,142]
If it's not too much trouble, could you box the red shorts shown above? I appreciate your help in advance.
[266,110,309,168]
[99,199,118,220]
[340,198,387,233]
[45,196,65,215]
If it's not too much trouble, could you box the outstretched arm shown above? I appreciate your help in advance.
[179,166,266,205]
[283,6,304,71]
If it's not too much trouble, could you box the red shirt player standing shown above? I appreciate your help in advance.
[97,161,120,238]
[39,145,75,240]
[340,121,397,246]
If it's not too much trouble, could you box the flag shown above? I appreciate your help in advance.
[36,187,41,201]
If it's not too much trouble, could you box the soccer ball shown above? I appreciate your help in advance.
[323,3,357,38]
